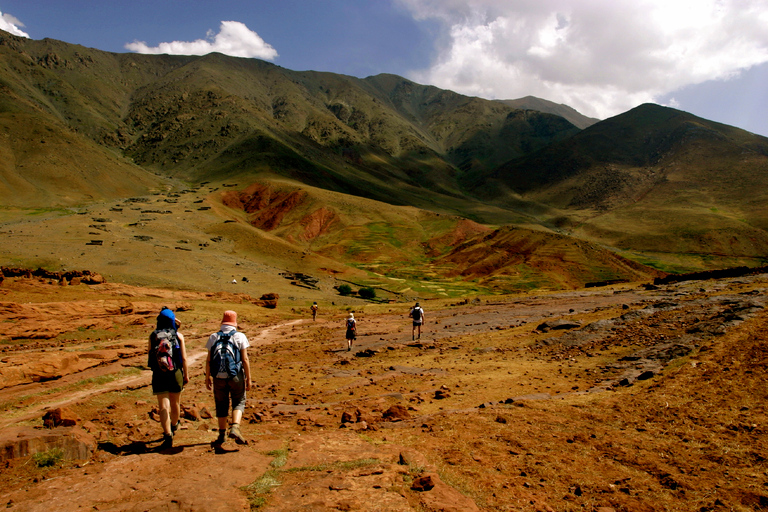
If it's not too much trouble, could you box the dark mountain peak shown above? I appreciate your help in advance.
[497,96,599,129]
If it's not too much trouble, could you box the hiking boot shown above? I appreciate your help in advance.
[160,433,173,450]
[228,424,247,445]
[213,429,226,445]
[171,421,180,434]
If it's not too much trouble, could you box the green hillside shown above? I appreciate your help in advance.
[2,29,768,293]
[472,104,768,268]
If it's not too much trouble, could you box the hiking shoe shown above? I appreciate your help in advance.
[213,430,226,445]
[160,433,173,450]
[171,421,180,434]
[228,424,247,445]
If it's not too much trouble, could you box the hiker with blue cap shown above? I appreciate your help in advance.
[148,306,189,450]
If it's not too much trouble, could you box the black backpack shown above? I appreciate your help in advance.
[210,330,242,379]
[411,307,422,320]
[151,328,179,372]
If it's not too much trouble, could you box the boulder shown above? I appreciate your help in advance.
[42,407,79,428]
[536,319,582,332]
[382,404,410,422]
[0,426,95,462]
[412,472,480,511]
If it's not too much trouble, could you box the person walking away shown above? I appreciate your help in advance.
[311,301,319,321]
[148,307,189,450]
[409,302,424,340]
[345,312,356,351]
[205,310,252,445]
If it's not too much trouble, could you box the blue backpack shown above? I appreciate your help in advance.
[210,330,242,378]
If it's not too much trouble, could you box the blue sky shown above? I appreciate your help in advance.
[2,0,768,136]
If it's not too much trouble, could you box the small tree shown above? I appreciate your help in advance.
[338,284,352,296]
[358,287,376,300]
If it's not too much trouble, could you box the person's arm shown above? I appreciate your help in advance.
[147,334,154,368]
[205,335,213,390]
[178,332,189,385]
[241,347,251,391]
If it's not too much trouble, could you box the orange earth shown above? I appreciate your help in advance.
[0,272,767,511]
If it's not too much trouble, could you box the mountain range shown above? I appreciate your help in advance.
[1,28,767,295]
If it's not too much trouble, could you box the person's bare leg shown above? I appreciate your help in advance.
[169,392,181,431]
[157,394,171,435]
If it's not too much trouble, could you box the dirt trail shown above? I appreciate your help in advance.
[2,276,768,511]
[0,319,308,430]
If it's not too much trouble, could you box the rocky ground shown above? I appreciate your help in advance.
[0,273,767,511]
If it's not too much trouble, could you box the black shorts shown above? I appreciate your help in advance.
[152,368,184,394]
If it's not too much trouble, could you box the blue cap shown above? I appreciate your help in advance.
[157,307,176,330]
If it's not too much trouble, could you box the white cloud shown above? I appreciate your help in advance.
[398,0,768,119]
[0,10,30,38]
[125,21,278,60]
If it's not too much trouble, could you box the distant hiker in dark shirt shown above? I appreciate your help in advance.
[409,302,424,340]
[205,310,252,445]
[311,301,319,321]
[345,312,356,351]
[148,307,189,450]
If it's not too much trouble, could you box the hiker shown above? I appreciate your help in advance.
[345,312,356,351]
[148,307,189,450]
[310,301,319,321]
[205,310,252,445]
[409,302,424,340]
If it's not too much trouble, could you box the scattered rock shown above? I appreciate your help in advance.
[536,319,582,332]
[382,405,410,422]
[411,473,437,491]
[434,389,450,399]
[182,405,201,421]
[42,407,79,428]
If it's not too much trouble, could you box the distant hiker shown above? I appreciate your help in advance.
[148,307,189,450]
[345,312,356,351]
[311,301,319,321]
[205,310,252,445]
[409,302,424,340]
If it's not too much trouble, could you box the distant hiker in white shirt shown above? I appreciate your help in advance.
[409,302,424,340]
[345,312,356,351]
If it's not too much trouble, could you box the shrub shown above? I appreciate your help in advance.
[33,447,64,467]
[338,284,352,296]
[358,287,376,300]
